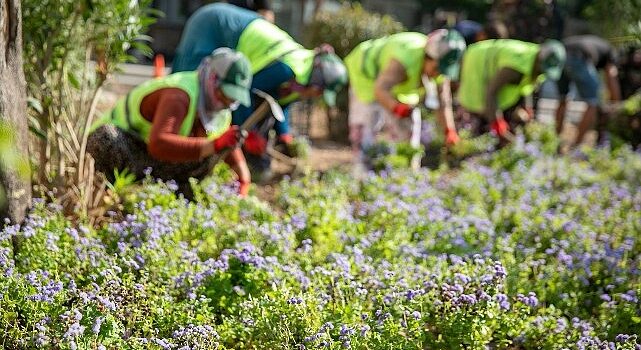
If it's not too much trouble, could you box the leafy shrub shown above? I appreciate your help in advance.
[608,92,641,149]
[304,3,405,59]
[0,122,30,206]
[365,141,425,171]
[22,0,159,216]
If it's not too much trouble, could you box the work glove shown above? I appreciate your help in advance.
[238,180,250,197]
[392,103,413,119]
[243,131,268,155]
[490,118,510,138]
[278,133,294,145]
[445,127,460,146]
[214,126,244,153]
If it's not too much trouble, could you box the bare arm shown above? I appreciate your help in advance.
[485,67,523,122]
[436,78,456,131]
[604,63,621,102]
[374,59,409,112]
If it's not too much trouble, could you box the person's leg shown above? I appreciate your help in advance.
[86,125,142,183]
[555,69,571,136]
[575,105,598,145]
[377,105,422,169]
[408,108,422,170]
[348,89,375,176]
[568,56,601,146]
[555,99,568,135]
[245,116,275,184]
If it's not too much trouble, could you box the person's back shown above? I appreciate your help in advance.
[173,3,259,72]
[563,35,617,69]
[345,32,427,105]
[459,39,540,113]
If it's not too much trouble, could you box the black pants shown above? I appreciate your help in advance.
[87,125,216,197]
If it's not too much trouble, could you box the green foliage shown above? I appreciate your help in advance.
[608,92,641,149]
[288,136,312,159]
[304,3,405,59]
[0,122,31,205]
[365,141,424,171]
[578,0,641,43]
[21,0,159,214]
[1,129,641,348]
[107,169,138,196]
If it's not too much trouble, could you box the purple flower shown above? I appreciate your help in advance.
[92,317,104,334]
[64,322,85,339]
[287,297,304,305]
[360,325,370,337]
[495,293,510,310]
[517,292,539,307]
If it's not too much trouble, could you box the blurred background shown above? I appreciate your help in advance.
[147,0,640,63]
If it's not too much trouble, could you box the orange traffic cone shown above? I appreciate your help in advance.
[153,54,165,78]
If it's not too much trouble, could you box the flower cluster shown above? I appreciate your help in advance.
[1,124,640,349]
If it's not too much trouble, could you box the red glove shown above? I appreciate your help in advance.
[278,133,294,144]
[392,103,413,119]
[445,127,460,146]
[214,126,241,153]
[243,131,267,155]
[490,118,510,138]
[238,180,250,197]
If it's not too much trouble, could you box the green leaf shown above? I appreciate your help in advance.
[67,71,81,89]
[28,125,47,140]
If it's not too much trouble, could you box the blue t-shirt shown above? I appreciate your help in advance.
[172,3,259,72]
[233,61,295,135]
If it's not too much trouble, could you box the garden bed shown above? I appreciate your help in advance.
[1,125,640,349]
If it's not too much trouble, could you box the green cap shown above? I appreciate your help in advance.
[207,48,253,107]
[425,29,467,81]
[310,53,348,107]
[539,39,566,81]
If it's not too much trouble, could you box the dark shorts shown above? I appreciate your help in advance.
[557,53,601,106]
[87,125,216,185]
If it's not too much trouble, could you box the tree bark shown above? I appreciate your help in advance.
[0,0,31,224]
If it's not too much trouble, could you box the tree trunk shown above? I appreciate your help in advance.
[0,0,31,224]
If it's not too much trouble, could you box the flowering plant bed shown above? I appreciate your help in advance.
[1,124,640,349]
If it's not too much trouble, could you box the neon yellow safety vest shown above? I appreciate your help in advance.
[458,39,543,114]
[91,72,230,142]
[236,19,314,85]
[345,32,427,105]
[236,19,317,106]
